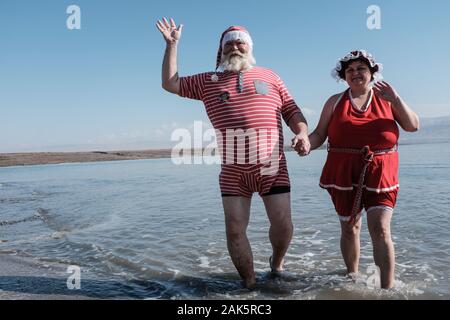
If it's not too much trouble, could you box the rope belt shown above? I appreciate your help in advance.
[327,144,398,224]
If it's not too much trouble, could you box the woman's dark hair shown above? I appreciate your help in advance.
[338,57,379,81]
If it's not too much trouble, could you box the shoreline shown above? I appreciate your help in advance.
[0,147,299,168]
[0,141,446,168]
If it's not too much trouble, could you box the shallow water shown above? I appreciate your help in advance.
[0,142,449,299]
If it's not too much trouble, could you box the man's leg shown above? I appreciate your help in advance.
[262,192,293,272]
[367,208,395,289]
[222,196,255,288]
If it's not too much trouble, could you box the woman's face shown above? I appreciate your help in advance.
[344,60,373,90]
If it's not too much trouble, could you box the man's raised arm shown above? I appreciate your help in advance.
[156,17,183,94]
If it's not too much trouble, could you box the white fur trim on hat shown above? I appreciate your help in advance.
[221,31,253,49]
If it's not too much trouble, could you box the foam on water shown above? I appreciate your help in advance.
[199,256,210,268]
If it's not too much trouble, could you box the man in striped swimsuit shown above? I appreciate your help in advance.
[157,18,310,288]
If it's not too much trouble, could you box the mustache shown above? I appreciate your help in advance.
[220,50,256,72]
[225,51,245,58]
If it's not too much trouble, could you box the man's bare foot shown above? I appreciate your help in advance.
[269,256,284,276]
[242,277,256,289]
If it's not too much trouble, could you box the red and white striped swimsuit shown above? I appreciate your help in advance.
[179,67,301,197]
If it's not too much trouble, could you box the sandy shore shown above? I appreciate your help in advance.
[0,147,308,168]
[0,149,173,168]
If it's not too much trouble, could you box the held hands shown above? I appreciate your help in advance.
[156,17,183,45]
[373,81,399,104]
[291,133,311,157]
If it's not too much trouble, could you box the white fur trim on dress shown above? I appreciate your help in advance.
[338,212,362,222]
[338,206,393,221]
[319,183,399,193]
[366,205,394,214]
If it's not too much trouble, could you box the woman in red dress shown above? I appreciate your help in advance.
[308,50,419,289]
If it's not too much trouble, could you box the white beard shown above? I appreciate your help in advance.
[220,52,256,72]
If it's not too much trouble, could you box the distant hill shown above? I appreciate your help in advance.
[399,115,450,144]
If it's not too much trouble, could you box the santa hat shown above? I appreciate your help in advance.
[215,26,253,70]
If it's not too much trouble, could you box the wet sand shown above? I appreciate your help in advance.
[0,252,95,300]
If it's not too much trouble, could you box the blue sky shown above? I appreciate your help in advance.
[1,0,449,152]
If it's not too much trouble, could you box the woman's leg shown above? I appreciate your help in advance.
[339,217,362,274]
[367,208,395,289]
